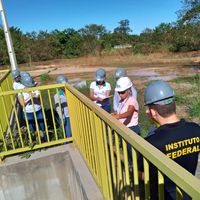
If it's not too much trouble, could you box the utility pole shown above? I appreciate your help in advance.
[0,0,17,70]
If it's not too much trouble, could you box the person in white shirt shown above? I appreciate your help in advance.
[12,69,25,90]
[113,67,137,112]
[18,75,46,141]
[90,68,111,113]
[54,75,71,137]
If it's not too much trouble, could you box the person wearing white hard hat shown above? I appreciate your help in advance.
[90,68,112,113]
[113,67,137,112]
[111,76,140,134]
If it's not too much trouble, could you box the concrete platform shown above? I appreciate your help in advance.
[0,144,103,200]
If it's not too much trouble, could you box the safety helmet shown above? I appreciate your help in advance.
[95,68,106,82]
[11,69,20,79]
[115,77,133,92]
[20,71,31,78]
[115,67,127,80]
[144,80,175,106]
[56,75,68,84]
[21,76,36,87]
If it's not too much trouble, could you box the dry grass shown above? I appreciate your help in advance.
[17,51,200,70]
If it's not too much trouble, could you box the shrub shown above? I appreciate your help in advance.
[40,73,51,82]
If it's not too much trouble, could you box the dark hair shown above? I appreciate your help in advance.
[149,100,176,117]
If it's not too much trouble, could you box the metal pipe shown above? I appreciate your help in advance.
[0,0,17,70]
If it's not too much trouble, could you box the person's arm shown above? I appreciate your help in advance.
[18,95,25,107]
[89,89,104,102]
[105,90,110,97]
[112,105,135,119]
[32,91,41,104]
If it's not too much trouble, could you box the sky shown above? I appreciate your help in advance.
[1,0,183,35]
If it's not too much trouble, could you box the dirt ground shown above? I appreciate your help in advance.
[28,62,200,90]
[21,52,199,87]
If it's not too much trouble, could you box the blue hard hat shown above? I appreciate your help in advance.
[56,75,68,83]
[12,69,20,78]
[20,71,31,78]
[21,76,36,87]
[114,67,127,80]
[144,80,175,105]
[95,68,106,81]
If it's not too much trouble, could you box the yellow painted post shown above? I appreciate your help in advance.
[30,93,41,144]
[107,126,117,199]
[39,93,49,142]
[80,102,90,163]
[0,94,15,149]
[74,97,83,151]
[115,131,124,198]
[90,112,103,191]
[48,89,57,140]
[82,104,93,170]
[21,102,32,144]
[77,101,87,160]
[95,117,110,199]
[158,170,164,200]
[143,157,150,200]
[132,147,140,200]
[65,89,76,142]
[122,139,131,200]
[0,121,7,152]
[102,121,114,200]
[85,107,96,175]
[89,110,102,184]
[56,88,65,138]
[176,186,183,200]
[10,95,24,148]
[72,96,80,145]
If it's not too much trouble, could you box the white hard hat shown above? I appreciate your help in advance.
[115,77,133,92]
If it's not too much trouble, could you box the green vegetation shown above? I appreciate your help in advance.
[172,74,200,121]
[0,1,199,65]
[40,73,52,82]
[189,99,200,118]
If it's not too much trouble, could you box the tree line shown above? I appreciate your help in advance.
[0,0,199,65]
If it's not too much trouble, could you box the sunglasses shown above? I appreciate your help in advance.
[118,90,126,94]
[96,81,104,85]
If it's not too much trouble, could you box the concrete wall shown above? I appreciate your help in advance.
[0,145,103,200]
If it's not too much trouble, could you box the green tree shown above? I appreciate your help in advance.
[177,0,200,24]
[0,27,8,65]
[79,24,107,55]
[113,19,132,45]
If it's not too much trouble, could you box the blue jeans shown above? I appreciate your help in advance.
[60,117,72,138]
[101,104,111,113]
[129,125,140,135]
[22,109,45,132]
[65,117,71,137]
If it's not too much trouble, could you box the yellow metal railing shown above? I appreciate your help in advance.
[0,70,13,138]
[0,83,73,158]
[66,83,200,200]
